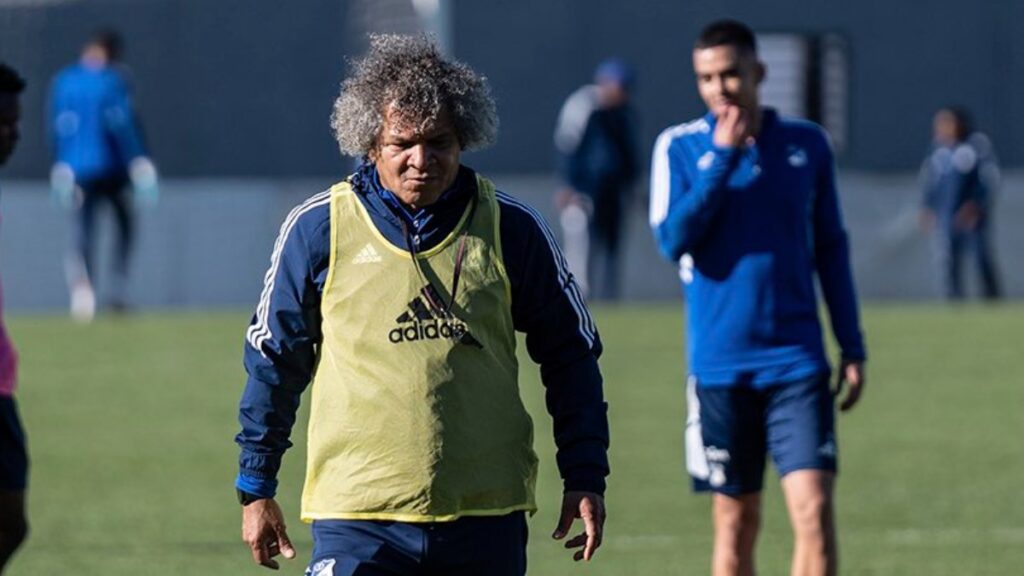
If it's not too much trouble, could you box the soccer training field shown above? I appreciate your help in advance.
[6,303,1024,575]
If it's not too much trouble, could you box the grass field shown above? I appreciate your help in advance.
[5,303,1024,575]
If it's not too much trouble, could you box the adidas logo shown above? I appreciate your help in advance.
[388,292,483,349]
[817,434,837,458]
[352,243,382,264]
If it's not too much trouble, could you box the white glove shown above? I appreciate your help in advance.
[49,162,76,208]
[130,156,159,206]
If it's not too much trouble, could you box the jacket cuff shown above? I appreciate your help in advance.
[238,450,282,481]
[563,467,608,496]
[236,473,278,499]
[840,344,867,362]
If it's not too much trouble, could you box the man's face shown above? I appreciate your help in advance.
[693,45,763,117]
[372,105,461,209]
[0,93,21,166]
[82,43,111,67]
[596,79,628,109]
[933,110,960,145]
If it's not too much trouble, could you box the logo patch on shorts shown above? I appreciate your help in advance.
[306,558,335,576]
[705,446,730,487]
[709,463,727,487]
[704,445,731,463]
[817,433,837,459]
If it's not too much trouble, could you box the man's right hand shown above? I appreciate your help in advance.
[241,498,296,570]
[712,105,751,149]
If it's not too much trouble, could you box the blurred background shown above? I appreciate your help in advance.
[2,2,1023,575]
[1,0,1022,311]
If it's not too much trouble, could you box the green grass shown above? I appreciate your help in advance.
[6,303,1024,575]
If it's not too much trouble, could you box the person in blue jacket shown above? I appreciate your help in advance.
[48,29,158,321]
[554,58,638,300]
[649,20,866,576]
[919,106,1002,300]
[234,34,608,575]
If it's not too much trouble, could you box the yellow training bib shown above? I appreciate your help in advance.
[300,176,538,522]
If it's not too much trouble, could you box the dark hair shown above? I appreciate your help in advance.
[695,19,757,55]
[0,62,26,94]
[90,28,124,61]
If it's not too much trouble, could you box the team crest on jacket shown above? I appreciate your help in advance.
[388,287,483,349]
[787,145,808,167]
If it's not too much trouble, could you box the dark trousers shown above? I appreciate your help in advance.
[935,223,1001,300]
[72,175,134,303]
[0,397,27,492]
[307,512,528,576]
[588,192,624,301]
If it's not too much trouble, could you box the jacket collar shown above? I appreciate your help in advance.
[349,161,476,231]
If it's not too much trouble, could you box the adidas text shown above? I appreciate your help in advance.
[389,319,471,344]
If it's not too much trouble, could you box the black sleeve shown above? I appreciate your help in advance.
[496,191,610,495]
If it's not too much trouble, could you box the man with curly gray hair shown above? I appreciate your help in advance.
[234,34,610,575]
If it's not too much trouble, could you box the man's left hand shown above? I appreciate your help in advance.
[834,360,866,412]
[552,491,605,562]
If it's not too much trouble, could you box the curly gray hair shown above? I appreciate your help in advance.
[331,34,499,156]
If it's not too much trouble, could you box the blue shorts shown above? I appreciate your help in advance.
[307,512,527,576]
[685,372,836,494]
[0,396,28,492]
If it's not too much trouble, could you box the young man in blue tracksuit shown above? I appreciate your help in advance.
[649,20,866,576]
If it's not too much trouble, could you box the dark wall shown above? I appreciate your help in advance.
[2,0,1022,177]
[457,0,1024,173]
[0,0,357,179]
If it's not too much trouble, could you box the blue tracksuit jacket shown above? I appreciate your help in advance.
[649,109,866,387]
[49,63,147,182]
[920,133,999,230]
[554,86,638,200]
[236,163,609,498]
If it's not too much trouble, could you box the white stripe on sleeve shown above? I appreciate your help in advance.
[650,119,708,227]
[496,191,596,348]
[246,190,331,356]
